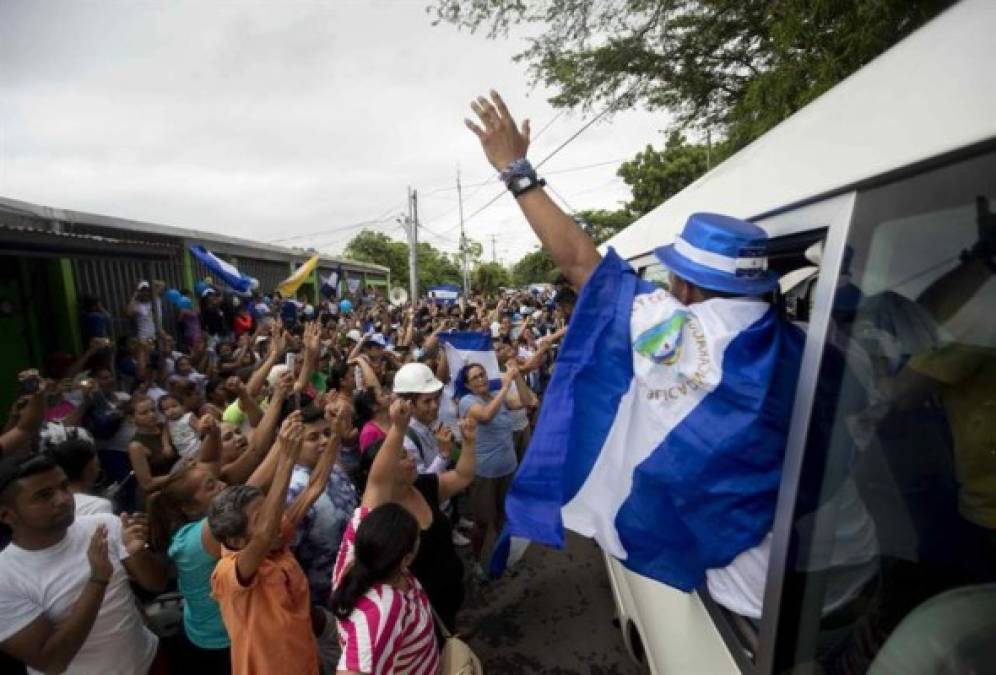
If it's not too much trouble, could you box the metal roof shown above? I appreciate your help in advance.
[601,0,996,260]
[0,195,390,273]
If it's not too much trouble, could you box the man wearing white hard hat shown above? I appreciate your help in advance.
[393,363,453,476]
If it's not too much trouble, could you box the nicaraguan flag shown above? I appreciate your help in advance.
[189,245,259,295]
[490,249,803,590]
[321,266,342,298]
[437,331,502,399]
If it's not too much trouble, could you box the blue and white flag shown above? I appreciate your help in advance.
[321,266,342,299]
[189,245,258,296]
[437,331,501,399]
[346,276,361,295]
[490,249,803,590]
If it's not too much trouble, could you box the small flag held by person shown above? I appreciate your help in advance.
[490,213,804,591]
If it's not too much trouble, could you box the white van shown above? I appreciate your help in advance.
[598,1,996,672]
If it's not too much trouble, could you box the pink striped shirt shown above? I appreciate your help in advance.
[333,508,440,675]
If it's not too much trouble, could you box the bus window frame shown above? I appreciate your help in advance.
[744,191,859,674]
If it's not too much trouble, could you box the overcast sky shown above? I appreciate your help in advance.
[0,0,669,264]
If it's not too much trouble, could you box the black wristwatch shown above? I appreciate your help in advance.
[501,158,546,198]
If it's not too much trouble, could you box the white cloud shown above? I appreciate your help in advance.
[0,0,670,264]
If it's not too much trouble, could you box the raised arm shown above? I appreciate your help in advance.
[285,431,339,528]
[438,417,478,502]
[362,399,411,509]
[227,376,263,429]
[247,323,286,398]
[0,376,47,456]
[466,91,601,290]
[235,413,303,584]
[245,375,293,489]
[465,368,516,424]
[294,321,320,394]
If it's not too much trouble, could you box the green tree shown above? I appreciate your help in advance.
[430,0,948,148]
[574,208,635,245]
[416,242,463,290]
[616,131,732,217]
[472,262,512,294]
[511,248,559,286]
[343,230,409,286]
[343,229,463,293]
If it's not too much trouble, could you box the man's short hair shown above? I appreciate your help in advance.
[47,438,97,483]
[0,454,59,505]
[207,484,262,544]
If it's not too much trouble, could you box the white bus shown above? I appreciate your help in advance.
[598,1,996,672]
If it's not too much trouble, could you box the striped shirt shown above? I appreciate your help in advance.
[333,508,440,675]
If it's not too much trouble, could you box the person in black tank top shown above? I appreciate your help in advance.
[412,474,464,630]
[354,400,479,633]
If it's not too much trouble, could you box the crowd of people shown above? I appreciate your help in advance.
[0,268,575,673]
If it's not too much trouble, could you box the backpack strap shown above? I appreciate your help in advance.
[405,427,426,462]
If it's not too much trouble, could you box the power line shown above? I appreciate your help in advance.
[267,202,404,243]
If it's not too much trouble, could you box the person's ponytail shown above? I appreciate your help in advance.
[331,559,376,620]
[329,503,419,619]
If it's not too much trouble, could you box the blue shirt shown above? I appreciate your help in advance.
[168,519,229,649]
[459,394,518,478]
[286,464,358,605]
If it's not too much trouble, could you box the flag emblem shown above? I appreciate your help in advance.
[633,310,688,365]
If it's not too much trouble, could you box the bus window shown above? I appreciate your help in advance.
[772,150,996,673]
[638,261,671,290]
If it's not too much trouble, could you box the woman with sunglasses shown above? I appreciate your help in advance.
[456,362,530,575]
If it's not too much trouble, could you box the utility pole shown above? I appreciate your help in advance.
[490,235,497,263]
[457,169,470,295]
[403,186,419,304]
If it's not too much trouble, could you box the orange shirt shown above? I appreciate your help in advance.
[211,520,319,675]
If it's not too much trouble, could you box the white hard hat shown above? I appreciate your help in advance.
[393,363,444,395]
[266,364,289,388]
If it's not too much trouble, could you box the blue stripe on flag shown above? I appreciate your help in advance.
[439,331,492,351]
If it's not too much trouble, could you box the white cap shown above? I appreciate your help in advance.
[368,333,387,348]
[393,363,443,395]
[346,329,362,342]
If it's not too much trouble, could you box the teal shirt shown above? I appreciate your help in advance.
[168,519,229,649]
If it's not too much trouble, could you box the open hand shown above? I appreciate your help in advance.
[87,525,113,583]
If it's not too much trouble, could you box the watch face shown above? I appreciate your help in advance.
[516,176,531,189]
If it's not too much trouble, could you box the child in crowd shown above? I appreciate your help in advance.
[208,412,337,675]
[159,394,201,459]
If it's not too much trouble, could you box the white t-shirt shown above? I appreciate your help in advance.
[706,479,878,619]
[74,493,113,516]
[0,514,158,675]
[168,413,201,458]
